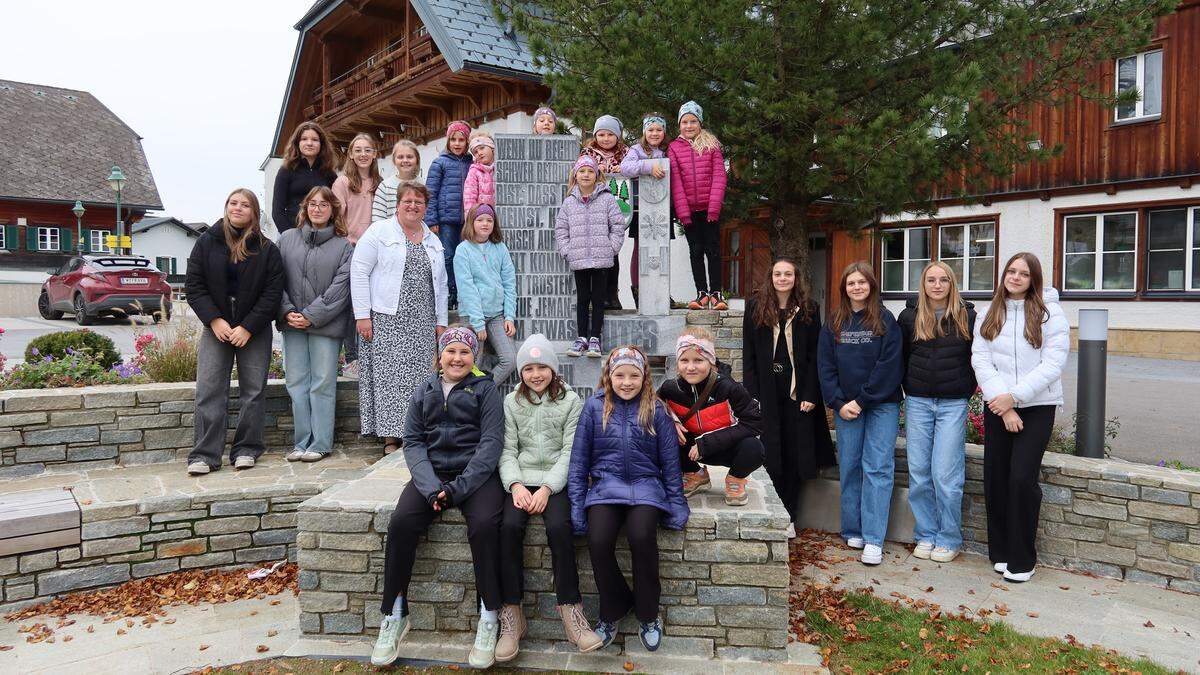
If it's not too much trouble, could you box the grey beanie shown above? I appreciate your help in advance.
[592,114,623,137]
[517,333,559,375]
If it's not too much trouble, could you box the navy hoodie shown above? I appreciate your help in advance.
[817,307,904,412]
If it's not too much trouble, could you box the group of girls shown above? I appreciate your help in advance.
[809,252,1066,583]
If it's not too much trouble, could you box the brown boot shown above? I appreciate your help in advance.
[494,603,526,662]
[725,474,749,506]
[682,467,711,497]
[559,602,603,653]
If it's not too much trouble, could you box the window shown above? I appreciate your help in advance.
[155,257,177,275]
[881,227,931,293]
[90,230,111,253]
[1147,207,1199,292]
[1115,49,1162,122]
[1063,212,1137,291]
[37,227,59,252]
[0,227,5,249]
[938,222,995,292]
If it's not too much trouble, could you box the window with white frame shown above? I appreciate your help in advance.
[1063,212,1137,291]
[1146,207,1199,292]
[90,230,111,253]
[36,227,59,252]
[881,227,931,292]
[1115,49,1162,122]
[938,222,995,292]
[0,227,5,250]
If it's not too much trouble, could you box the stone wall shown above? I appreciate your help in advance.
[296,453,793,661]
[0,380,364,477]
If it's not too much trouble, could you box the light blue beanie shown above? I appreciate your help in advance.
[593,114,623,137]
[678,100,703,124]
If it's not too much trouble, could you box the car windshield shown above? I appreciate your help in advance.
[90,258,152,271]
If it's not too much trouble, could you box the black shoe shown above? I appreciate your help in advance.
[631,287,639,308]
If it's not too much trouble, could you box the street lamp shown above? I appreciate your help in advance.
[71,200,86,252]
[106,165,126,253]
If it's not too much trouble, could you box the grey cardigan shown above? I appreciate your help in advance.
[276,223,354,338]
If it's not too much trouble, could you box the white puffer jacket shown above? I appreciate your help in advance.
[971,288,1070,408]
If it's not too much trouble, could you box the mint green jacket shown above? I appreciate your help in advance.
[499,385,582,494]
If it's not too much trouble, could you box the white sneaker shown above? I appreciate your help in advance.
[846,537,865,549]
[930,547,959,563]
[342,359,360,379]
[861,544,883,566]
[1003,567,1035,583]
[468,617,499,669]
[913,541,934,559]
[370,614,409,666]
[187,461,210,475]
[286,448,306,462]
[786,523,797,539]
[233,456,255,470]
[299,450,326,462]
[993,562,1007,574]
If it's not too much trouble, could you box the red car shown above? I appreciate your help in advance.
[39,255,173,325]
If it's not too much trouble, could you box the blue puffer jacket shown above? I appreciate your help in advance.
[424,149,473,228]
[567,392,690,534]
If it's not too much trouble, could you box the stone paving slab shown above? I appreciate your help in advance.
[802,542,1200,674]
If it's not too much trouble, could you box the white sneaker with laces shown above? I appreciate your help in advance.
[861,543,883,566]
[993,562,1007,574]
[468,617,499,669]
[566,337,587,357]
[187,461,210,476]
[300,451,325,462]
[370,613,409,666]
[286,448,305,462]
[342,360,360,379]
[846,537,865,549]
[234,456,255,470]
[930,547,959,563]
[913,541,934,559]
[1003,567,1035,583]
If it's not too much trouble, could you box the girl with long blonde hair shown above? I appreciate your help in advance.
[897,261,978,563]
[372,139,422,222]
[668,100,728,310]
[333,132,382,244]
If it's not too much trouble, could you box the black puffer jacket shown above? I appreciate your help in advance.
[897,299,977,399]
[402,370,504,506]
[184,221,284,336]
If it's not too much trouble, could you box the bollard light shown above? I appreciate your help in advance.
[1075,308,1109,458]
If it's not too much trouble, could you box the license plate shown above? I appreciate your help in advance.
[121,277,150,285]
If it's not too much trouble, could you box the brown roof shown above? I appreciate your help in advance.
[0,80,163,209]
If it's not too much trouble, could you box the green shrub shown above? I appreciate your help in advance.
[25,330,121,368]
[135,323,198,383]
[1,351,134,390]
[1046,414,1120,456]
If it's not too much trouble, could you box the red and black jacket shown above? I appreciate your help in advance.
[656,364,763,458]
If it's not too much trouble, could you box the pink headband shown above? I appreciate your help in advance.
[676,335,716,365]
[573,155,598,176]
[470,135,495,151]
[446,121,471,139]
[608,347,646,374]
[472,204,496,220]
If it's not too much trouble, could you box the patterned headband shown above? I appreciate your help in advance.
[608,347,647,374]
[439,326,478,355]
[472,204,496,220]
[446,121,471,139]
[470,135,495,150]
[676,335,716,365]
[643,116,666,133]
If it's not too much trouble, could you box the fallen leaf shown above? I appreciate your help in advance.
[333,664,345,673]
[0,646,11,651]
[249,611,258,616]
[270,600,281,606]
[624,662,635,672]
[86,626,94,633]
[924,586,934,593]
[256,645,269,653]
[919,628,929,639]
[267,629,278,637]
[1026,612,1039,618]
[63,635,73,642]
[80,499,92,505]
[1059,585,1070,591]
[199,644,210,651]
[448,667,461,672]
[164,618,176,625]
[116,629,126,635]
[1144,620,1155,628]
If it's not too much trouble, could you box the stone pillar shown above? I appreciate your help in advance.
[636,161,672,316]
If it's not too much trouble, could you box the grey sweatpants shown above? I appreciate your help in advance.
[482,316,516,386]
[190,325,272,468]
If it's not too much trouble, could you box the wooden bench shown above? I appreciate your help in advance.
[0,489,81,557]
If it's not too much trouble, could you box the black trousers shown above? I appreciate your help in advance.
[573,268,608,339]
[380,473,504,615]
[983,405,1056,574]
[680,436,764,479]
[587,504,660,623]
[683,212,721,293]
[607,255,621,301]
[499,490,581,605]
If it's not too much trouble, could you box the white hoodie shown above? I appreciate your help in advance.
[971,287,1070,408]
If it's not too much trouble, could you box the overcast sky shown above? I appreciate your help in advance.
[2,1,312,224]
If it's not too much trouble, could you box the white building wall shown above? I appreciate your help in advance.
[880,185,1200,330]
[132,226,198,275]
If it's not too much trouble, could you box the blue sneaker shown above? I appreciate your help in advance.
[586,337,602,358]
[594,620,618,649]
[566,336,587,357]
[639,618,662,651]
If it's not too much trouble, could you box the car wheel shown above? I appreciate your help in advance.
[38,291,63,320]
[73,294,93,326]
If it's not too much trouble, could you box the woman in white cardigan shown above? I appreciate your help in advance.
[351,181,448,454]
[971,252,1069,584]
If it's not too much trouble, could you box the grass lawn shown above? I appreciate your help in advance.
[798,585,1177,674]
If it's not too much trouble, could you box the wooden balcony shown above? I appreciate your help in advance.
[309,28,443,121]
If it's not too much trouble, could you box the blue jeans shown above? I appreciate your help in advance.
[438,222,462,302]
[282,331,342,455]
[904,396,967,550]
[835,402,901,547]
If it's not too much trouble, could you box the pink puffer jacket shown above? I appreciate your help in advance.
[668,136,727,226]
[462,162,496,217]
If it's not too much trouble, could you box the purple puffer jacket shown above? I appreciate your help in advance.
[619,143,667,178]
[567,392,689,534]
[668,136,727,226]
[553,181,625,271]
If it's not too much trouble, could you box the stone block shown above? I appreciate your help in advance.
[1077,542,1137,566]
[1140,487,1192,506]
[683,541,769,563]
[1129,501,1199,525]
[666,605,716,626]
[1040,483,1074,505]
[1168,542,1200,563]
[6,584,34,601]
[132,559,180,578]
[0,557,19,576]
[84,391,138,408]
[260,512,297,529]
[209,533,253,551]
[697,586,766,606]
[1044,522,1105,543]
[1136,557,1191,578]
[299,612,321,634]
[298,510,372,533]
[101,430,142,444]
[716,646,788,662]
[24,426,99,446]
[323,612,364,634]
[710,563,790,588]
[320,572,376,593]
[157,539,207,558]
[727,627,789,648]
[209,500,269,516]
[194,516,260,535]
[319,533,381,551]
[38,563,129,595]
[1065,559,1123,580]
[135,386,196,403]
[0,412,48,427]
[4,393,82,412]
[67,445,119,462]
[19,551,57,574]
[117,414,180,430]
[158,401,194,413]
[1125,569,1169,587]
[142,428,195,450]
[81,516,150,540]
[236,546,288,563]
[82,537,142,558]
[181,552,235,569]
[0,431,24,449]
[1072,499,1128,521]
[252,529,296,546]
[50,409,116,426]
[15,446,66,463]
[298,549,368,572]
[299,590,349,612]
[58,547,81,563]
[150,509,206,523]
[408,581,466,603]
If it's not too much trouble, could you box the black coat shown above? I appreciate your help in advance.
[184,221,285,336]
[742,298,835,481]
[657,364,763,458]
[897,299,977,399]
[272,159,336,233]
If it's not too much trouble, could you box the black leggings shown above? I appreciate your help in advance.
[683,213,721,293]
[680,436,764,479]
[573,268,608,339]
[587,504,660,623]
[380,474,504,615]
[983,406,1056,574]
[499,490,581,605]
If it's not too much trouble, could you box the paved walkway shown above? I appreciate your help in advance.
[801,541,1200,674]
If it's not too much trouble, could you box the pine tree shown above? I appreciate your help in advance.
[499,0,1176,280]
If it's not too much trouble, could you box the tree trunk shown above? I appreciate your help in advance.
[770,199,814,292]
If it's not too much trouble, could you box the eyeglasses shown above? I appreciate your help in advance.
[399,200,426,207]
[351,148,376,156]
[307,202,332,210]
